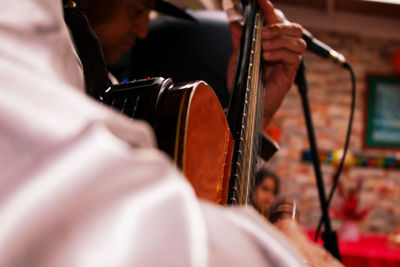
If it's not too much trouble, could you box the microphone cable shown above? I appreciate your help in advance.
[314,62,356,242]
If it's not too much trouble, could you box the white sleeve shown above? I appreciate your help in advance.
[1,0,85,92]
[0,124,304,267]
[202,203,305,267]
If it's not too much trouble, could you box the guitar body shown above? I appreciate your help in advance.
[157,80,233,204]
[103,77,233,205]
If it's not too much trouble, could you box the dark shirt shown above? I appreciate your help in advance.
[110,11,232,108]
[63,0,111,98]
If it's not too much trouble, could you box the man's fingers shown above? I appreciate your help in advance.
[262,49,303,65]
[262,35,307,55]
[259,0,281,25]
[262,23,304,39]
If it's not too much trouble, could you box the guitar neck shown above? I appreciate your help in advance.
[227,1,264,205]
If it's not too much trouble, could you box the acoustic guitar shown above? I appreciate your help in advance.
[102,0,270,206]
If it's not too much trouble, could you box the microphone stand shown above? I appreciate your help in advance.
[295,60,341,261]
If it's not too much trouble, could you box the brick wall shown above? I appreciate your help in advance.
[267,30,400,234]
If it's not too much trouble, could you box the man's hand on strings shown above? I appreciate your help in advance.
[227,0,306,126]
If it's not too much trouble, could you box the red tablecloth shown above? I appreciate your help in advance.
[306,229,400,267]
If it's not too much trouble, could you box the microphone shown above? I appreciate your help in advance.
[275,9,347,65]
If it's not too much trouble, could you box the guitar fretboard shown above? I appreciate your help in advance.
[229,7,264,205]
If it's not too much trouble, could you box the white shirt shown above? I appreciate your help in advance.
[0,1,305,266]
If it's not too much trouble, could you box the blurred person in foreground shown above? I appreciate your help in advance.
[0,0,343,266]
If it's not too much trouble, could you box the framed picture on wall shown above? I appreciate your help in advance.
[364,75,400,149]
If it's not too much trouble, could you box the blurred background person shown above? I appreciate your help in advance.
[253,167,280,218]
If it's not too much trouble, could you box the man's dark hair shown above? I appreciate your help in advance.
[254,167,280,196]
